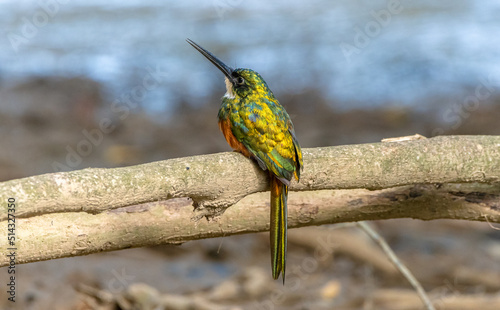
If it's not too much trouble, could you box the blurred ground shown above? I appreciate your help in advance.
[0,76,500,309]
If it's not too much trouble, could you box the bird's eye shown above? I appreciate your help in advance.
[236,76,245,85]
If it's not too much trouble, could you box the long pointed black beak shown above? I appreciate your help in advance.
[186,39,234,80]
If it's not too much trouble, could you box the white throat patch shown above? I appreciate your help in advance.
[224,77,235,99]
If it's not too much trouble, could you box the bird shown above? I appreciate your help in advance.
[186,39,303,282]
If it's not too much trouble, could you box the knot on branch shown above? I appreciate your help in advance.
[191,194,248,222]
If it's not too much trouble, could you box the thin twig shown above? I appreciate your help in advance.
[484,214,500,231]
[357,221,436,310]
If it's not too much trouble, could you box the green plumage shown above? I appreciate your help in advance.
[187,39,303,282]
[219,69,302,282]
[218,69,302,186]
[270,176,287,280]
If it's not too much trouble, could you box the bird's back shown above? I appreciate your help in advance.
[217,69,302,184]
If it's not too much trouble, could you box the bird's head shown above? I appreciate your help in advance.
[187,39,273,100]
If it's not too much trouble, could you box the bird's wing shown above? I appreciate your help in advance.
[229,98,300,184]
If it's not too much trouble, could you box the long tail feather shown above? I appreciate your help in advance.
[270,175,288,283]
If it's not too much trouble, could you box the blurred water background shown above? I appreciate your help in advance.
[1,2,500,309]
[1,0,499,117]
[2,0,500,179]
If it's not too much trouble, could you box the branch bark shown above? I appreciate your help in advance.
[1,135,500,267]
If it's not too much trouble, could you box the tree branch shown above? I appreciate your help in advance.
[1,135,500,266]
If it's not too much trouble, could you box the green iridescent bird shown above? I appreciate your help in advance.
[187,39,303,282]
